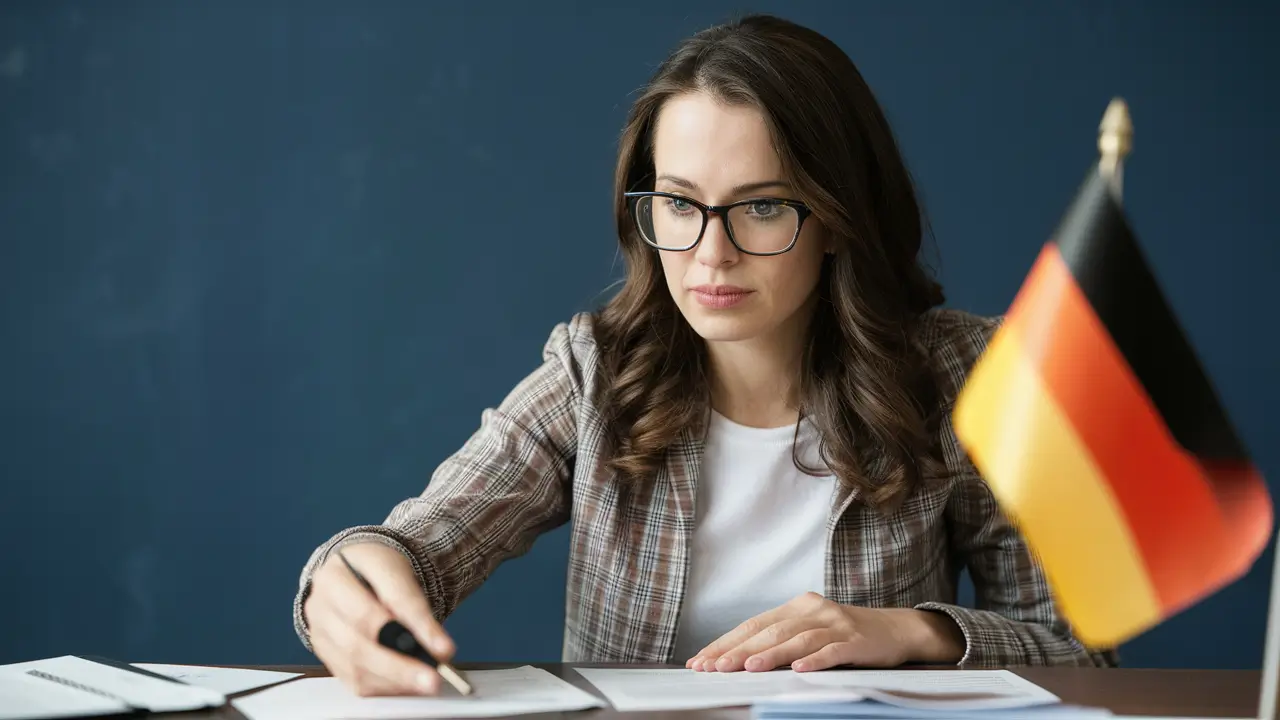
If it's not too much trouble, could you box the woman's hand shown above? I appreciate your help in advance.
[686,592,965,672]
[303,541,455,696]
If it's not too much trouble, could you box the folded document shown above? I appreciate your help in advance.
[575,667,1111,716]
[753,689,1112,719]
[0,655,226,720]
[750,668,1112,718]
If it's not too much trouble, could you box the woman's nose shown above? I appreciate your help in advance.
[695,213,738,267]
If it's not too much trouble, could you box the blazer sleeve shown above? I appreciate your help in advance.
[292,315,589,652]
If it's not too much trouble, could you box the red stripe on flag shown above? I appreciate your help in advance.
[1003,244,1229,614]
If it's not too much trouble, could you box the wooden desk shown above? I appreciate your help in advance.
[191,664,1261,719]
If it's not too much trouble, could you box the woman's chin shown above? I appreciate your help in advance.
[681,310,766,344]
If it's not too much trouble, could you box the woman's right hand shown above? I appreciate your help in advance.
[303,541,455,696]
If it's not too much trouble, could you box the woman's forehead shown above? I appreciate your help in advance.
[652,93,783,197]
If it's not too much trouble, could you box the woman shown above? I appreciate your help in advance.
[295,13,1116,697]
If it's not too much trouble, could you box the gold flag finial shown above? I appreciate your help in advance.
[1098,97,1132,199]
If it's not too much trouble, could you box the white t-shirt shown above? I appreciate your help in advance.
[671,410,838,661]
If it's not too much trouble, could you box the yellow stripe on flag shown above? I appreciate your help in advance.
[955,325,1163,647]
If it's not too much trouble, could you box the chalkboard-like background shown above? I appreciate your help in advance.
[1,0,1275,669]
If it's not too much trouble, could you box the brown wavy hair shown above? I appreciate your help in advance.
[592,14,948,511]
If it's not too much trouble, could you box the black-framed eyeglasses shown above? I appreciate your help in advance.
[623,191,812,256]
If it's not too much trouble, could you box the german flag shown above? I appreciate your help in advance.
[953,164,1274,648]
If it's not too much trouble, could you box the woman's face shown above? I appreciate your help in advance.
[649,91,830,346]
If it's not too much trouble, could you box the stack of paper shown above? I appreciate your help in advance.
[0,656,227,720]
[754,697,1112,719]
[757,669,1113,718]
[574,668,1112,717]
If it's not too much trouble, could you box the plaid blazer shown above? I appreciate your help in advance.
[294,308,1117,667]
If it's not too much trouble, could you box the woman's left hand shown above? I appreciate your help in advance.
[686,592,963,672]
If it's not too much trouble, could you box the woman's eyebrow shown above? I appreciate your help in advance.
[655,174,792,196]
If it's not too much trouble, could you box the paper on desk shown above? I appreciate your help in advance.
[753,690,1112,719]
[132,664,302,695]
[753,702,1112,720]
[575,667,818,710]
[232,665,606,719]
[573,667,1062,712]
[0,670,127,720]
[0,656,225,718]
[798,669,1061,708]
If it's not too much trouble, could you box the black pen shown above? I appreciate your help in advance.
[337,549,473,696]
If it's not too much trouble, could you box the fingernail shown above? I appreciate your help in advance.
[715,655,733,671]
[745,656,763,671]
[793,660,809,672]
[417,671,436,693]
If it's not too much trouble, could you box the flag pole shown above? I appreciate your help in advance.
[1097,97,1133,201]
[1260,532,1280,719]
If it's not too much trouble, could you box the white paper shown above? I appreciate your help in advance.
[574,668,823,711]
[0,656,226,714]
[232,665,606,719]
[800,669,1061,708]
[754,703,1111,720]
[753,694,1110,719]
[0,670,127,720]
[574,668,1061,712]
[132,663,302,695]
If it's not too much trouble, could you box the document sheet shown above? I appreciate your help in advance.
[132,663,302,695]
[574,667,1063,712]
[575,667,818,710]
[0,656,226,719]
[754,705,1112,720]
[0,670,129,720]
[231,665,606,719]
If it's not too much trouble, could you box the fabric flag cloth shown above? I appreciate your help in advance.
[953,164,1274,649]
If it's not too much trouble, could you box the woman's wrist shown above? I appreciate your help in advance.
[885,608,966,664]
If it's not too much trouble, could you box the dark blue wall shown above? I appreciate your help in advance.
[2,1,1275,670]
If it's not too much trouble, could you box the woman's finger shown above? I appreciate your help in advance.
[309,600,396,696]
[362,560,454,660]
[320,592,441,696]
[692,605,792,670]
[744,629,835,671]
[793,640,871,672]
[714,616,823,672]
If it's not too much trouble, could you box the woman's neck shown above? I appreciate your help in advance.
[706,315,810,430]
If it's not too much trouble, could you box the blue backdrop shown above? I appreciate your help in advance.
[1,0,1275,670]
